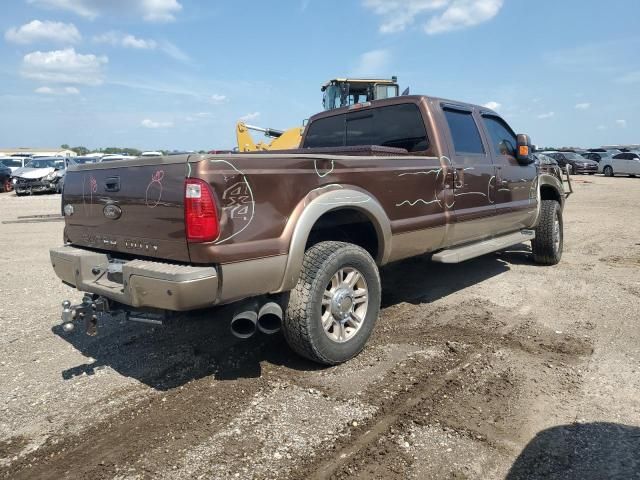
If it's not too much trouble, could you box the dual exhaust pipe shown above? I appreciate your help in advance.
[230,301,283,339]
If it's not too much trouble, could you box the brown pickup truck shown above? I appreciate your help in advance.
[50,95,567,365]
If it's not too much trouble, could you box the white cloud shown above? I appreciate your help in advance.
[575,102,591,110]
[352,49,391,76]
[35,86,80,95]
[616,119,627,128]
[537,112,555,119]
[596,125,607,131]
[93,32,189,62]
[21,48,108,86]
[210,94,227,104]
[160,41,190,63]
[141,118,173,128]
[426,0,503,34]
[363,0,503,35]
[28,0,182,23]
[483,101,501,110]
[240,112,260,122]
[94,31,157,49]
[617,71,640,84]
[5,19,81,44]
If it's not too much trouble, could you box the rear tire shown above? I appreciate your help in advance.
[283,241,381,365]
[604,166,614,177]
[532,200,563,265]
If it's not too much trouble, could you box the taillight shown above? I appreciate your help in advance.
[184,178,219,243]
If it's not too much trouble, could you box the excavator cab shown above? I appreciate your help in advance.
[321,77,400,110]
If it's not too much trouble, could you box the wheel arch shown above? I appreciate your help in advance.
[277,186,391,292]
[538,174,565,208]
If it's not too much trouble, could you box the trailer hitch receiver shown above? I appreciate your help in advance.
[60,294,109,336]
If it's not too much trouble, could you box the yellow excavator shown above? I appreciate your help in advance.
[235,77,401,152]
[235,123,305,152]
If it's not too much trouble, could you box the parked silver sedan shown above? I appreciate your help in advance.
[599,152,640,177]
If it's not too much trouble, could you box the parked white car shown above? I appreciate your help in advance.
[599,152,640,177]
[0,156,29,173]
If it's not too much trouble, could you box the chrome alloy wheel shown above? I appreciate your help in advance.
[321,267,368,343]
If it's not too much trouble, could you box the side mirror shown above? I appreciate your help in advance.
[516,134,534,164]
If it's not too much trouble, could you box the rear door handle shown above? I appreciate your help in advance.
[104,177,120,192]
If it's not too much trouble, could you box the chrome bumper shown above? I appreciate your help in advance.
[50,245,218,311]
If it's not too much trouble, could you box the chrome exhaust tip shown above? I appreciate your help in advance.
[257,302,283,335]
[230,308,258,339]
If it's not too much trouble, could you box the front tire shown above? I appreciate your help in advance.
[283,241,381,365]
[603,166,614,177]
[532,200,563,265]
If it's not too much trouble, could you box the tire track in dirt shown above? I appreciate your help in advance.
[287,316,593,480]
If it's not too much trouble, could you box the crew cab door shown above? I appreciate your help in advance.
[440,105,496,245]
[479,113,537,232]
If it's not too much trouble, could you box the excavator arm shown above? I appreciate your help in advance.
[236,122,303,152]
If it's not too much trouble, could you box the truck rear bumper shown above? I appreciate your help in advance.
[50,245,218,311]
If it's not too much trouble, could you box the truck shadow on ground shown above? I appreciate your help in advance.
[380,244,534,307]
[54,243,535,391]
[506,422,640,479]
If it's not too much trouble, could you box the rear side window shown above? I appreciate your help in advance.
[346,104,429,152]
[304,114,345,148]
[613,153,625,159]
[444,109,485,155]
[482,115,517,158]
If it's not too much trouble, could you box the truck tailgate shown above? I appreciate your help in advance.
[62,156,191,262]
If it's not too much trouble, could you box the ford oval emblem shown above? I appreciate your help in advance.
[103,203,122,220]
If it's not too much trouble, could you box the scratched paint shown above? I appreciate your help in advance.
[209,159,255,245]
[145,170,165,208]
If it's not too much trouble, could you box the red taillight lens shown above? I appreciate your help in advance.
[184,178,219,243]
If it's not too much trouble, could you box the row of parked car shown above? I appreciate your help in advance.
[536,148,640,177]
[0,153,146,196]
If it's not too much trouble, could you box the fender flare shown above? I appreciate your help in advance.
[530,174,565,228]
[538,173,565,207]
[277,186,392,292]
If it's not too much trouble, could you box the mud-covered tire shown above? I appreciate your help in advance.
[283,241,381,365]
[603,166,614,177]
[532,200,563,265]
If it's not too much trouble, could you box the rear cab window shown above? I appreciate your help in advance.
[346,104,429,152]
[303,114,345,148]
[304,102,429,153]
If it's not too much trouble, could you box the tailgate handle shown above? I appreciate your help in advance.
[104,177,120,192]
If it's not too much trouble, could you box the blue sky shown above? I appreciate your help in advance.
[1,0,639,151]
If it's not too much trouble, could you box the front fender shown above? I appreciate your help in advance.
[277,185,392,292]
[538,173,566,208]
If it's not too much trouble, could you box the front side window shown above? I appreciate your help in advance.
[482,115,517,158]
[613,153,625,160]
[444,108,485,155]
[346,103,429,152]
[303,114,345,148]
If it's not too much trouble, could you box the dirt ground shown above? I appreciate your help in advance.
[0,175,639,480]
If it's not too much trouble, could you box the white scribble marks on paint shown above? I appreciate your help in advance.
[396,199,442,207]
[210,159,256,245]
[314,158,335,178]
